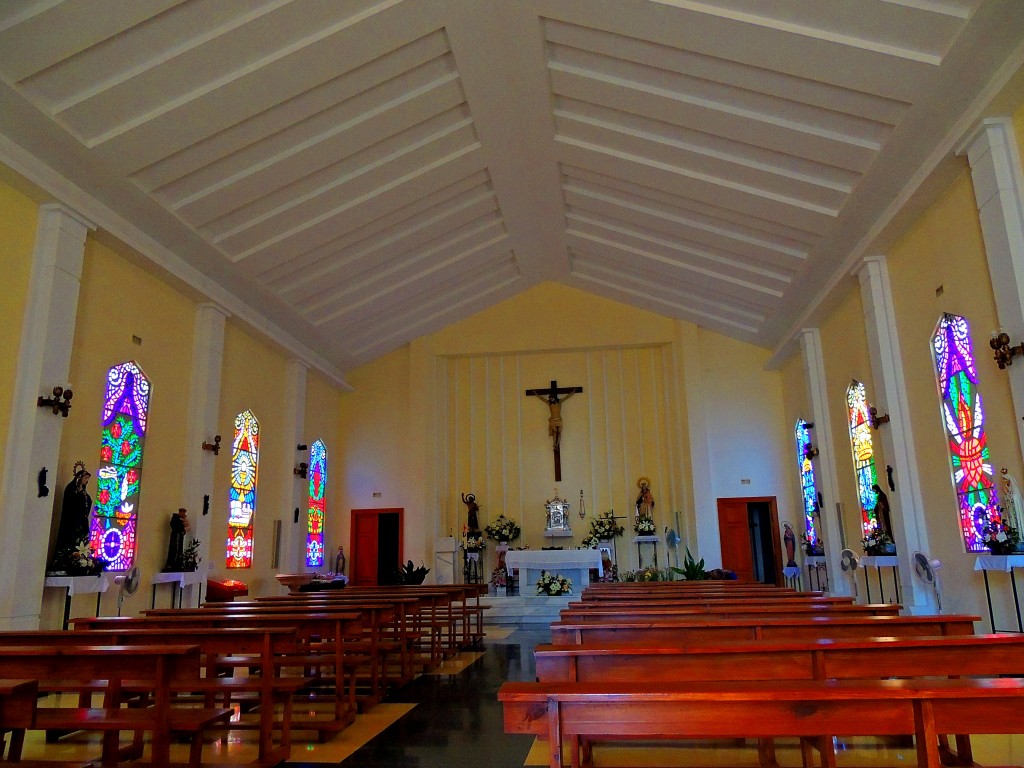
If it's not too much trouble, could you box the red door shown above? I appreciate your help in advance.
[351,512,379,586]
[718,498,755,582]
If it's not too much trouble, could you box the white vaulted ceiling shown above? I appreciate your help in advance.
[0,0,1022,374]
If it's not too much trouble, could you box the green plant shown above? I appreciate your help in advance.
[180,538,202,571]
[671,548,707,581]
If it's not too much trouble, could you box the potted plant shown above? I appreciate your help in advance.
[180,538,202,572]
[490,566,508,596]
[983,520,1021,555]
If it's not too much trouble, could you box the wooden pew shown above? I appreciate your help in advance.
[568,594,855,607]
[0,645,230,768]
[72,611,362,738]
[558,602,902,622]
[0,627,305,765]
[498,678,1024,768]
[550,613,978,644]
[0,679,37,762]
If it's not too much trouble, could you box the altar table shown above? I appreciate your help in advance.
[504,550,602,596]
[974,555,1024,633]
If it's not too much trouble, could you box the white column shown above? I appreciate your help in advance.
[678,322,720,567]
[283,360,308,575]
[798,328,849,595]
[0,204,93,629]
[178,303,228,605]
[960,118,1024,456]
[856,255,933,611]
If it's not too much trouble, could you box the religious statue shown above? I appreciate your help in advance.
[635,477,654,522]
[51,462,93,569]
[524,380,584,481]
[871,484,893,539]
[462,492,480,531]
[783,521,797,567]
[164,508,190,571]
[334,545,347,575]
[1000,468,1024,535]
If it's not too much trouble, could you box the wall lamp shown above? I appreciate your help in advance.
[804,445,819,460]
[869,406,890,430]
[201,435,221,455]
[294,462,308,479]
[38,385,73,417]
[991,331,1024,369]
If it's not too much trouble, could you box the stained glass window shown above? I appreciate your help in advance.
[847,381,880,538]
[932,313,999,552]
[305,440,327,567]
[795,420,821,553]
[91,361,150,571]
[226,410,259,569]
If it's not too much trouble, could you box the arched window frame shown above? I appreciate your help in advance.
[91,360,150,571]
[226,410,259,569]
[931,313,1000,552]
[306,440,327,567]
[847,380,880,538]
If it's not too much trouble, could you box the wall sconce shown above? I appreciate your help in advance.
[868,406,890,429]
[201,435,221,455]
[578,489,586,519]
[804,445,819,460]
[296,443,308,451]
[991,332,1024,369]
[38,385,73,417]
[294,462,308,479]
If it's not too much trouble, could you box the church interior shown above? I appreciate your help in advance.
[3,1,1024,766]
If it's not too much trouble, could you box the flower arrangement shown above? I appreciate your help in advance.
[861,529,895,556]
[983,519,1021,555]
[536,570,572,596]
[49,535,108,576]
[463,532,485,552]
[180,538,202,571]
[623,566,675,582]
[634,516,657,535]
[490,566,508,588]
[483,515,521,542]
[801,533,824,557]
[581,510,625,548]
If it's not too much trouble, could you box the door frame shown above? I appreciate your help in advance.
[716,496,783,585]
[350,508,404,586]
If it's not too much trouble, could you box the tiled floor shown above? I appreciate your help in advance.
[15,625,1024,767]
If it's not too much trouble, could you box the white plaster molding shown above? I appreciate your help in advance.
[856,255,933,610]
[798,328,849,596]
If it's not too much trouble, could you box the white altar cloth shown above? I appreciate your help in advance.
[974,554,1024,572]
[504,550,602,596]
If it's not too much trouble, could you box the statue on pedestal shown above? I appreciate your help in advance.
[164,508,190,571]
[462,492,480,532]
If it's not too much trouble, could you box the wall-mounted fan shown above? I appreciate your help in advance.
[912,551,943,613]
[114,565,141,616]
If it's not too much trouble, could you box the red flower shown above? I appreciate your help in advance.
[111,422,122,439]
[101,446,113,462]
[99,489,110,504]
[121,440,132,456]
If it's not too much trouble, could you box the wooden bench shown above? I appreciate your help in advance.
[0,645,230,768]
[559,602,902,622]
[0,679,37,762]
[0,627,307,765]
[550,613,978,644]
[499,678,1024,768]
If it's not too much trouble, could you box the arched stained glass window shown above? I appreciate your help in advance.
[92,360,150,571]
[226,410,259,569]
[932,313,999,552]
[795,420,821,552]
[847,381,879,538]
[306,440,327,567]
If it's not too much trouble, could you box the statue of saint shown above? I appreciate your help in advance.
[462,492,480,531]
[783,522,797,567]
[164,508,189,571]
[334,545,347,575]
[52,463,92,561]
[871,485,893,539]
[635,477,654,522]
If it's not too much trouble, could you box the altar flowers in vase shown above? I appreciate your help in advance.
[536,570,572,596]
[634,516,657,535]
[462,531,486,553]
[581,510,625,548]
[483,515,521,543]
[982,519,1020,555]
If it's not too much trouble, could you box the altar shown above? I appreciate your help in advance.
[504,550,602,596]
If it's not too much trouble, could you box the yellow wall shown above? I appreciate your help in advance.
[0,181,38,481]
[886,166,1021,616]
[46,235,196,625]
[211,321,290,596]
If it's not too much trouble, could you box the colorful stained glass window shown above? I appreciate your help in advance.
[795,420,821,553]
[91,361,150,571]
[847,381,880,538]
[226,410,259,569]
[932,313,999,552]
[305,440,327,567]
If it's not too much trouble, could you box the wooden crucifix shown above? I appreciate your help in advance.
[525,379,583,481]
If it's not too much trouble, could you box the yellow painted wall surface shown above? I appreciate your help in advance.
[212,321,289,596]
[887,166,1019,619]
[47,235,195,627]
[0,181,38,481]
[779,346,810,529]
[818,283,878,551]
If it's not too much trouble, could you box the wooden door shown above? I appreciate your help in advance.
[350,508,404,586]
[717,498,755,582]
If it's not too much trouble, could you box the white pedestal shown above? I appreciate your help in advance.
[505,550,602,596]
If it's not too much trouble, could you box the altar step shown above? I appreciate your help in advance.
[480,594,572,626]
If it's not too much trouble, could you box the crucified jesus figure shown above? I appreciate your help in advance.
[534,389,576,449]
